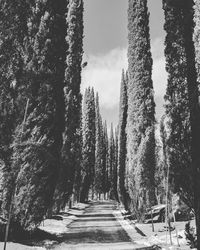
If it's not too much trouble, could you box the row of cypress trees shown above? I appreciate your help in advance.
[81,87,96,202]
[1,0,200,247]
[81,87,118,202]
[116,0,200,246]
[0,0,122,235]
[0,0,84,232]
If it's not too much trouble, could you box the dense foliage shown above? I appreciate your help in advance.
[54,0,84,211]
[162,0,193,207]
[94,93,104,196]
[1,0,200,244]
[163,0,200,247]
[118,70,129,209]
[2,0,67,229]
[80,88,95,202]
[126,0,156,217]
[101,122,109,197]
[107,124,117,200]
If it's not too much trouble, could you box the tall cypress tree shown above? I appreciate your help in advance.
[2,0,67,230]
[114,127,119,201]
[80,87,95,202]
[162,0,193,207]
[163,0,200,246]
[94,93,104,197]
[108,124,117,200]
[118,70,129,209]
[54,0,84,211]
[0,0,32,218]
[102,121,109,198]
[127,0,156,215]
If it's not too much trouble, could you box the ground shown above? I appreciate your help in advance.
[1,200,196,250]
[39,201,152,249]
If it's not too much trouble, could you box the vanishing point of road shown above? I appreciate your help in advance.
[52,200,154,250]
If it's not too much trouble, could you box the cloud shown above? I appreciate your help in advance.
[151,38,168,120]
[153,57,167,120]
[152,37,165,59]
[81,48,128,109]
[81,38,168,127]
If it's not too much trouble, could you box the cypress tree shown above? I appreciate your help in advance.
[0,0,32,219]
[163,0,200,246]
[94,93,104,198]
[118,70,129,209]
[114,127,119,201]
[2,0,67,230]
[73,113,83,203]
[162,0,193,207]
[54,0,84,210]
[127,0,156,215]
[80,87,95,202]
[101,121,109,198]
[134,127,156,219]
[108,124,117,200]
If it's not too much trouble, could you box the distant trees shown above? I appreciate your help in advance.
[94,93,104,197]
[77,91,112,201]
[114,128,119,201]
[126,0,156,217]
[80,87,95,202]
[107,124,117,200]
[101,122,109,198]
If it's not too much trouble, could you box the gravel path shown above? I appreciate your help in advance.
[52,201,152,250]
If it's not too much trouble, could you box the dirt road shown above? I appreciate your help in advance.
[52,201,151,250]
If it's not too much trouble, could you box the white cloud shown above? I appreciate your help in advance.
[151,38,168,120]
[81,48,128,109]
[152,56,168,120]
[153,57,167,99]
[152,37,165,59]
[81,38,168,125]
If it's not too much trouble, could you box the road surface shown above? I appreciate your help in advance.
[52,201,152,250]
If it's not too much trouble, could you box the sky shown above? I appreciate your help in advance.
[81,0,168,129]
